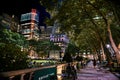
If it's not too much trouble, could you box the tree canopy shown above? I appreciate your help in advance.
[44,0,120,63]
[0,43,29,72]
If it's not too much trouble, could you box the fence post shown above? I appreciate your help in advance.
[20,74,25,80]
[9,76,14,80]
[29,72,34,80]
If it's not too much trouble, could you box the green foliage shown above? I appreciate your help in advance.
[62,43,80,62]
[0,43,29,72]
[0,29,28,48]
[28,39,61,56]
[40,0,120,49]
[40,0,58,10]
[48,0,120,53]
[110,24,120,45]
[42,0,120,63]
[65,43,79,56]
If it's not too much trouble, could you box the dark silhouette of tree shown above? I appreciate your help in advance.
[62,52,73,63]
[0,43,29,72]
[75,55,83,62]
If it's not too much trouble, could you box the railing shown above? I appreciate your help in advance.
[0,64,67,80]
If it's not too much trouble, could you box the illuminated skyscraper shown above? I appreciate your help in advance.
[20,9,39,40]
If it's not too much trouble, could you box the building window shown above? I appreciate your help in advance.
[22,29,31,34]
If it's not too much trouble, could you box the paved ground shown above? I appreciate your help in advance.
[60,61,119,80]
[76,61,119,80]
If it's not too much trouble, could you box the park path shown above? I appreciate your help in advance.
[76,61,119,80]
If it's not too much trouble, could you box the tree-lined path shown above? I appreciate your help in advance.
[77,61,119,80]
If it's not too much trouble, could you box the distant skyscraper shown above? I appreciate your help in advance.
[20,9,39,40]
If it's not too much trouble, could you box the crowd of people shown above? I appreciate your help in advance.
[62,59,98,80]
[65,63,77,80]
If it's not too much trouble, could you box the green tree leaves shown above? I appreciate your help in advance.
[0,44,29,72]
[0,29,27,48]
[28,39,61,57]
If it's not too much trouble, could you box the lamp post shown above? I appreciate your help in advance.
[106,44,115,57]
[106,44,116,63]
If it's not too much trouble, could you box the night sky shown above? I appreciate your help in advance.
[0,0,41,18]
[1,0,120,18]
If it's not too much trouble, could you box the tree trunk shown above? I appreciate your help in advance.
[107,20,120,64]
[101,42,106,61]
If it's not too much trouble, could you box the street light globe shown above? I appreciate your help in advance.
[106,44,110,48]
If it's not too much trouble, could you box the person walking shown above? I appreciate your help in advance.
[66,63,72,78]
[93,59,97,68]
[76,62,80,70]
[71,63,77,80]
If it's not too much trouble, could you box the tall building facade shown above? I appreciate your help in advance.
[0,13,19,32]
[50,33,69,53]
[20,9,39,40]
[49,21,69,59]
